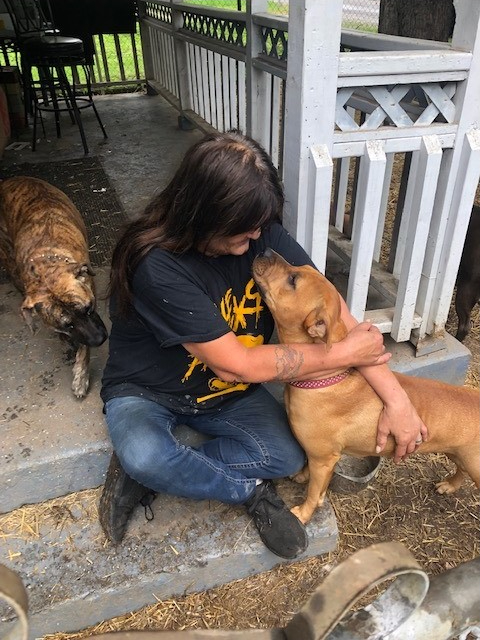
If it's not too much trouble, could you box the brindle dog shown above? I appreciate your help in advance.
[0,176,108,398]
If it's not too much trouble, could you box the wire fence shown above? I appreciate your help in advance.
[185,0,379,30]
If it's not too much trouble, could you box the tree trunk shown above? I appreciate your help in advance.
[378,0,455,42]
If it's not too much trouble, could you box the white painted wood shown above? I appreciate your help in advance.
[332,130,456,156]
[213,52,223,131]
[238,61,247,133]
[188,43,199,114]
[337,72,467,87]
[374,152,394,262]
[335,154,351,230]
[222,55,231,131]
[366,86,414,128]
[428,129,480,333]
[338,51,472,78]
[228,57,238,130]
[270,76,282,167]
[172,2,191,112]
[364,308,423,333]
[310,144,334,271]
[417,82,456,125]
[416,0,480,339]
[391,136,443,341]
[203,48,212,123]
[196,46,206,121]
[346,140,387,320]
[283,0,343,248]
[208,49,217,128]
[340,29,453,53]
[336,88,355,130]
[328,226,399,303]
[246,0,269,140]
[393,152,420,279]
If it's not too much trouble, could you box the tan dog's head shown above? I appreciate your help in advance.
[21,261,108,347]
[252,248,347,348]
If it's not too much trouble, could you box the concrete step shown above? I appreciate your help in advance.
[0,482,338,639]
[0,268,112,515]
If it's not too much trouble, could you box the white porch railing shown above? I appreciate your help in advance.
[138,0,286,170]
[137,0,480,355]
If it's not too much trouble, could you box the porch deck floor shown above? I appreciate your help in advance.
[0,92,470,638]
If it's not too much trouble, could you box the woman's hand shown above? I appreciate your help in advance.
[340,322,392,368]
[375,396,429,463]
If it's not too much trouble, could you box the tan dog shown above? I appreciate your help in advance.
[0,176,108,398]
[252,249,480,524]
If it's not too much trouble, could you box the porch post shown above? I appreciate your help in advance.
[417,0,480,342]
[246,0,269,144]
[138,0,155,90]
[282,0,343,250]
[172,0,193,118]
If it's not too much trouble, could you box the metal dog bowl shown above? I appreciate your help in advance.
[329,455,383,494]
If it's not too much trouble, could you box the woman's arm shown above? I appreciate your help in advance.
[183,320,390,384]
[338,296,428,463]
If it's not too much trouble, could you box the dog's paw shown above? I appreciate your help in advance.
[72,372,89,398]
[290,505,310,525]
[435,479,457,495]
[291,466,310,484]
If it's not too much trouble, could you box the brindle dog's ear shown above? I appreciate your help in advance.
[27,262,41,280]
[75,264,95,281]
[21,296,43,334]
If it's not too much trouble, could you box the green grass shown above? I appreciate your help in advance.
[185,0,288,15]
[92,31,145,86]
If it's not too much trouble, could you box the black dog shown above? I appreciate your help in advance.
[456,205,480,342]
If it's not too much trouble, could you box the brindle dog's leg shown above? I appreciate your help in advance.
[0,229,24,292]
[72,345,90,398]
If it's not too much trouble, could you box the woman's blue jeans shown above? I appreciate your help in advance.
[104,386,305,505]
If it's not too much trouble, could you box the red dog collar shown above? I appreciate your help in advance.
[289,369,352,389]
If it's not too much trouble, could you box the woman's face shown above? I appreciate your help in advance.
[198,228,261,257]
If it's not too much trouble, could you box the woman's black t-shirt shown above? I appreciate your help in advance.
[101,222,314,413]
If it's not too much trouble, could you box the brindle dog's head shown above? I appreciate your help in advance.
[252,248,347,348]
[21,261,108,347]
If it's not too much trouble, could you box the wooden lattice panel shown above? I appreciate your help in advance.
[336,82,458,131]
[182,11,246,48]
[145,1,171,24]
[261,26,288,61]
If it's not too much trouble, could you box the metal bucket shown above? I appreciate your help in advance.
[329,455,383,493]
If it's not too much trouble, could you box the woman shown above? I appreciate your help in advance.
[99,131,427,559]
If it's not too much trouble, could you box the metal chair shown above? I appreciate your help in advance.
[3,0,107,154]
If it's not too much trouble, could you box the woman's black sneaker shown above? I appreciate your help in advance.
[244,480,308,559]
[98,452,155,544]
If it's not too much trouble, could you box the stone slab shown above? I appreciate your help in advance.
[0,269,112,514]
[386,332,472,386]
[0,482,338,640]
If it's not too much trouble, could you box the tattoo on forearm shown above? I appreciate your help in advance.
[274,345,304,380]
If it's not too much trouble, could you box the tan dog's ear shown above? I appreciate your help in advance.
[303,307,333,349]
[21,296,44,334]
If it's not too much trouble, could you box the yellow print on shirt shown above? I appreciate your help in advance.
[182,278,264,402]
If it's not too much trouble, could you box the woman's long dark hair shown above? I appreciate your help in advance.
[110,130,284,314]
